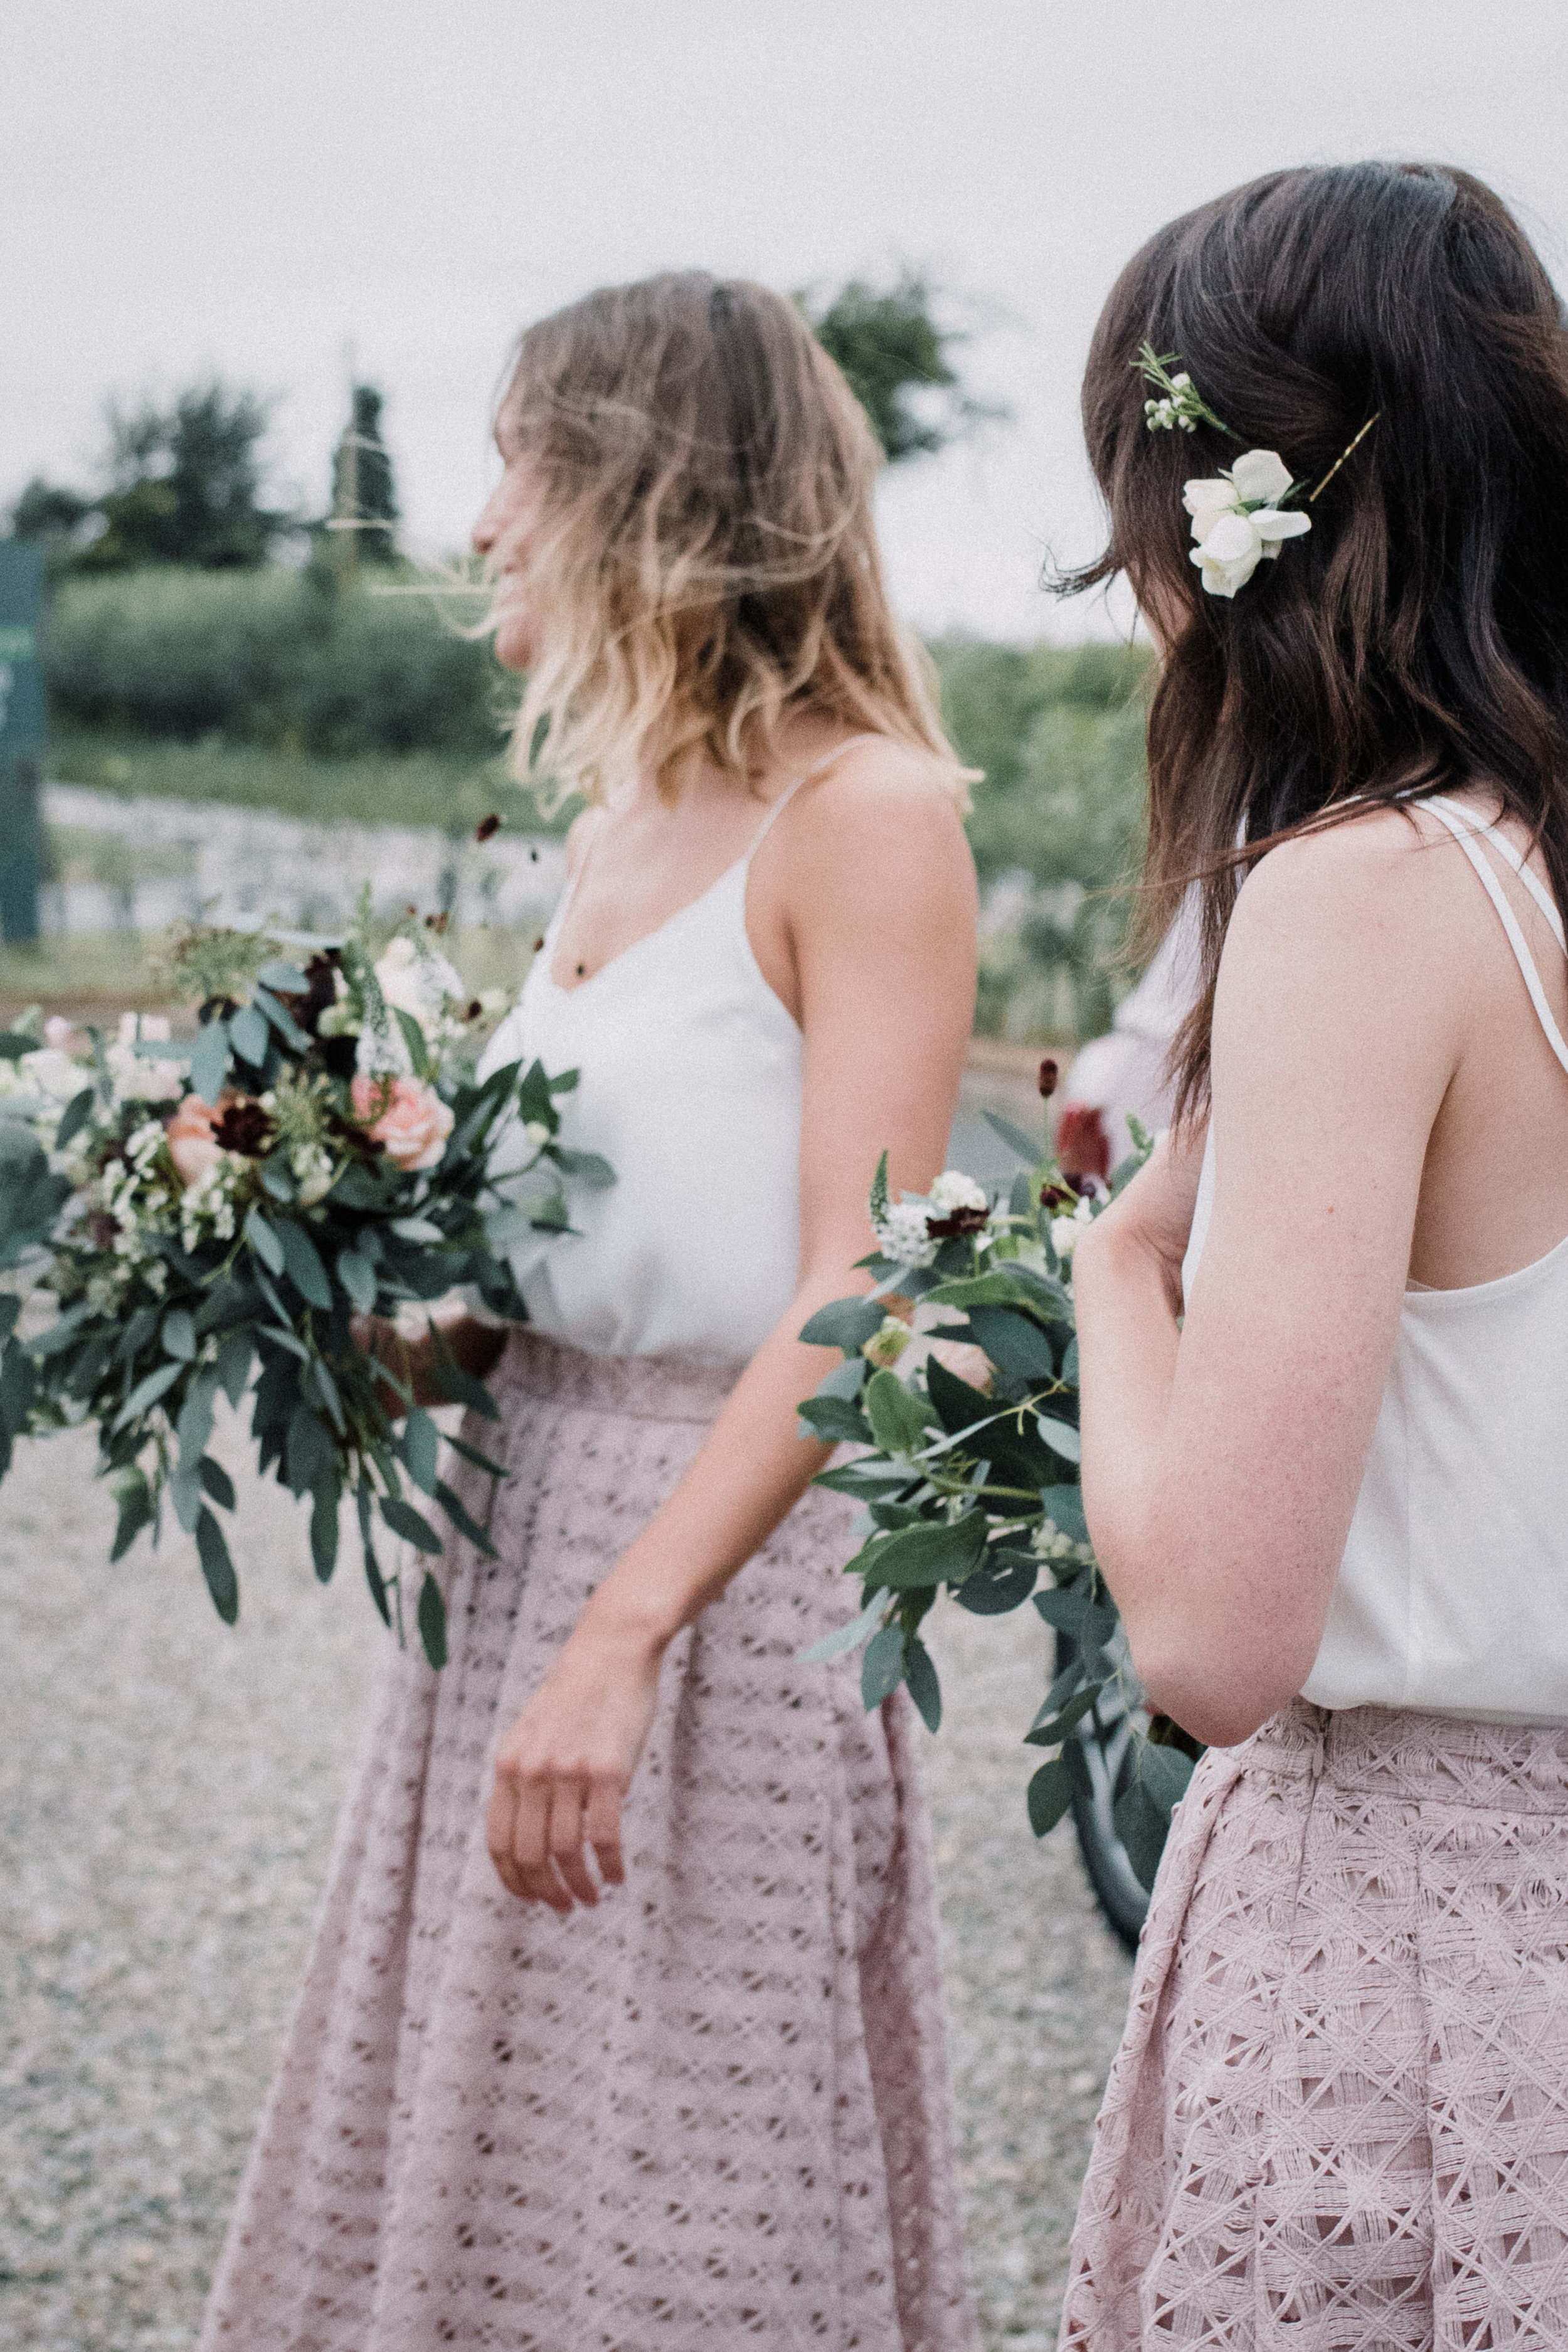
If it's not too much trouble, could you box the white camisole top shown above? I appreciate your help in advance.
[1184,796,1568,1725]
[475,756,845,1369]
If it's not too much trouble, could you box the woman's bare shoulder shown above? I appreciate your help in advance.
[1232,799,1471,948]
[784,735,973,868]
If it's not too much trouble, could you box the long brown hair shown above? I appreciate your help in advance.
[1062,162,1568,1119]
[493,272,973,810]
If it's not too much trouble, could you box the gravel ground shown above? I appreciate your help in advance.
[0,1418,1132,2350]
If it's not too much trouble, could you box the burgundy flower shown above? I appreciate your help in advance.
[1037,1056,1059,1099]
[211,1099,276,1157]
[270,950,340,1036]
[475,813,502,843]
[925,1204,992,1240]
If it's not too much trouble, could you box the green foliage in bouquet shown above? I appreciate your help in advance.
[0,908,606,1663]
[797,1096,1201,1891]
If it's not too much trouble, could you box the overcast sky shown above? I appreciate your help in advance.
[9,1,1567,642]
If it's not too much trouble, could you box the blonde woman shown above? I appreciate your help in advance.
[201,275,980,2351]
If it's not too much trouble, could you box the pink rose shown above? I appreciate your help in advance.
[166,1094,224,1188]
[351,1074,454,1172]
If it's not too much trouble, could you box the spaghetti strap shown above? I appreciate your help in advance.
[1427,795,1568,1074]
[1429,793,1567,951]
[743,732,887,862]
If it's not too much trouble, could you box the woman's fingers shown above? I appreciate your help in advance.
[584,1776,626,1888]
[487,1759,560,1909]
[547,1780,600,1907]
[488,1754,618,1911]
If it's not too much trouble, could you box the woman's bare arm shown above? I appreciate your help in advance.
[486,752,977,1907]
[1071,813,1465,1747]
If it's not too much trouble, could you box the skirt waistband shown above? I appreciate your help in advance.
[490,1327,742,1425]
[1241,1696,1568,1813]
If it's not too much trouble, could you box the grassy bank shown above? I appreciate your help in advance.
[50,730,566,839]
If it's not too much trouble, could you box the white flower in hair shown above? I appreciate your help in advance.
[1184,450,1312,598]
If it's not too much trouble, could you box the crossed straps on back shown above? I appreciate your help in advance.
[1427,795,1568,1077]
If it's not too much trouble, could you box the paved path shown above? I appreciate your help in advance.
[0,1419,1131,2350]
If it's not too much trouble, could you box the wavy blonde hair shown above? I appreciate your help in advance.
[491,272,973,810]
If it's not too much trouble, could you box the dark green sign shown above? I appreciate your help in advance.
[0,542,45,944]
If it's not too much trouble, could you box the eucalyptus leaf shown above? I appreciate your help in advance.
[797,1590,886,1665]
[416,1571,448,1668]
[310,1478,340,1583]
[862,1367,936,1457]
[245,1206,285,1278]
[188,1020,230,1104]
[1036,1414,1082,1465]
[380,1493,444,1554]
[337,1248,378,1314]
[55,1088,95,1151]
[176,1370,219,1475]
[277,1219,332,1310]
[1026,1757,1074,1836]
[433,1477,499,1560]
[400,1406,440,1496]
[1039,1484,1090,1546]
[983,1109,1046,1163]
[229,1003,269,1069]
[161,1308,196,1362]
[196,1508,239,1624]
[798,1296,887,1355]
[285,1404,336,1497]
[861,1622,906,1709]
[550,1147,615,1189]
[257,960,310,993]
[851,1511,987,1592]
[903,1635,943,1732]
[112,1359,183,1431]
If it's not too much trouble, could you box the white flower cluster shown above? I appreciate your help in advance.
[1049,1194,1097,1261]
[349,937,474,1077]
[106,1013,184,1107]
[83,1121,176,1307]
[178,1154,240,1251]
[872,1170,996,1269]
[1033,1517,1093,1567]
[873,1200,939,1269]
[928,1170,988,1216]
[1184,450,1311,599]
[1144,371,1202,433]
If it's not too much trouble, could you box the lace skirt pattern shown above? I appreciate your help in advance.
[1058,1697,1568,2351]
[200,1330,976,2352]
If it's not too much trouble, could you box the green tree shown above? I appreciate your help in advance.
[19,384,292,575]
[802,272,1003,464]
[330,385,399,565]
[9,477,93,559]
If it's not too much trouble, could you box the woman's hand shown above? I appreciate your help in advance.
[1076,1120,1207,1313]
[486,1618,664,1910]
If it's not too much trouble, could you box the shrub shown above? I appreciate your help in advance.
[931,637,1152,1039]
[43,568,506,756]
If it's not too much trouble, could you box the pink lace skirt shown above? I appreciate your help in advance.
[1059,1697,1568,2349]
[201,1331,977,2352]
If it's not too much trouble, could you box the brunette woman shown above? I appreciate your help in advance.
[201,275,980,2351]
[1058,164,1568,2349]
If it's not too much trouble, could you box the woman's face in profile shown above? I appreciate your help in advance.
[473,401,548,674]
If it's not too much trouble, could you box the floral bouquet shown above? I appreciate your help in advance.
[0,905,605,1665]
[797,1078,1200,1892]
